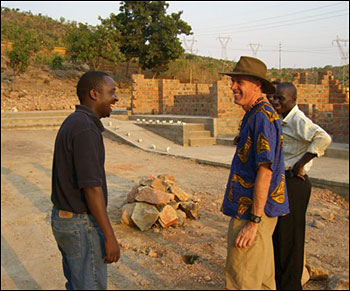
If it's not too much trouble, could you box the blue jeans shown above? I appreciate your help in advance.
[51,207,107,290]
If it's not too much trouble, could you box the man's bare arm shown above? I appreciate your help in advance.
[84,186,120,264]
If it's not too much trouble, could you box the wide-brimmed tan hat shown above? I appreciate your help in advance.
[220,56,275,94]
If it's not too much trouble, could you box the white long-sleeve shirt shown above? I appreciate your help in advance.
[282,105,332,174]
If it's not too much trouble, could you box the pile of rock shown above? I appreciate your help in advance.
[121,174,199,231]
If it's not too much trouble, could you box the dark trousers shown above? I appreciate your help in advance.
[273,174,312,290]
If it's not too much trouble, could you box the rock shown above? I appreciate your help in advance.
[301,264,310,286]
[18,90,27,98]
[180,201,199,219]
[148,249,158,258]
[158,205,178,227]
[327,275,349,290]
[311,220,325,229]
[131,202,159,231]
[157,174,176,182]
[168,200,180,210]
[121,203,136,226]
[135,186,173,205]
[9,91,19,99]
[204,275,212,282]
[176,209,187,226]
[140,177,168,192]
[121,243,130,250]
[306,257,329,280]
[169,184,189,202]
[321,212,335,221]
[307,208,322,216]
[127,185,140,203]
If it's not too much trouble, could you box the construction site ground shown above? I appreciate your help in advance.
[1,128,349,290]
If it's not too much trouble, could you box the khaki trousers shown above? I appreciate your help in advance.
[225,214,278,290]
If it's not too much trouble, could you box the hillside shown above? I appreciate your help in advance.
[1,6,69,48]
[1,6,349,87]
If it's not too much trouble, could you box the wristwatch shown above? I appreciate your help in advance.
[248,213,262,223]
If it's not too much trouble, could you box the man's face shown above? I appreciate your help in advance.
[272,86,296,115]
[95,76,118,118]
[230,76,259,107]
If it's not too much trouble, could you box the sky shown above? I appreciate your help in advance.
[1,1,349,69]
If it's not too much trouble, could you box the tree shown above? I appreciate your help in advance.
[65,22,123,70]
[102,1,192,76]
[6,28,40,75]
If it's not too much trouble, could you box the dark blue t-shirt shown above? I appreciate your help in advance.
[51,105,107,213]
[222,101,289,219]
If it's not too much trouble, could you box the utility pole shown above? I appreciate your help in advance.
[182,37,197,84]
[279,42,282,72]
[183,37,197,55]
[217,36,231,72]
[249,43,262,57]
[333,36,349,87]
[217,36,231,60]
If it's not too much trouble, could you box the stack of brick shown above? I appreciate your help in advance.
[121,174,199,231]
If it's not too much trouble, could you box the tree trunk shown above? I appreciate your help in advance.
[137,60,142,74]
[125,60,130,77]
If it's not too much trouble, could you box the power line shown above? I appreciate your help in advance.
[196,11,348,37]
[195,2,345,32]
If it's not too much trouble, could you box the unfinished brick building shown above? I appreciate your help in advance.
[130,71,349,143]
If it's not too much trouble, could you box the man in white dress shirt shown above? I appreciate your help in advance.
[271,82,332,290]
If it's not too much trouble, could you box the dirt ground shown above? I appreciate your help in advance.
[1,129,349,290]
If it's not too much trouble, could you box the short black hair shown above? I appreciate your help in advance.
[76,71,111,103]
[277,82,297,99]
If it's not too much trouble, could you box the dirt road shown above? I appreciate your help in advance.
[1,129,348,290]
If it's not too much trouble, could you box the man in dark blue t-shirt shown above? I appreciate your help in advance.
[51,71,120,290]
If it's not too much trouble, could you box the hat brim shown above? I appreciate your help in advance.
[220,72,276,95]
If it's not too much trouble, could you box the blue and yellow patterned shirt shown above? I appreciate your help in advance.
[222,101,289,219]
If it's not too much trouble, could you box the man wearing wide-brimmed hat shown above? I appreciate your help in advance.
[220,56,289,290]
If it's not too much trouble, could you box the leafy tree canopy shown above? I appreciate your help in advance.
[64,22,124,70]
[101,1,192,75]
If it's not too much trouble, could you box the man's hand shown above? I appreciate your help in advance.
[292,161,306,181]
[293,152,317,181]
[235,221,259,248]
[104,236,120,264]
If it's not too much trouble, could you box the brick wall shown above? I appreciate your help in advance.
[299,103,349,143]
[294,70,349,104]
[131,72,348,142]
[215,76,245,137]
[115,88,131,110]
[131,74,213,115]
[131,74,160,114]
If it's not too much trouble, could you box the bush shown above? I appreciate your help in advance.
[50,54,64,70]
[33,52,51,66]
[7,45,30,74]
